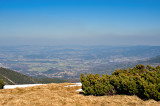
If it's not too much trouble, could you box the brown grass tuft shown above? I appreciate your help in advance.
[0,83,160,106]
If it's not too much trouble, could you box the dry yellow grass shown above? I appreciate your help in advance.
[0,83,160,106]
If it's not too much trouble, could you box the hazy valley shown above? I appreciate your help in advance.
[0,45,160,80]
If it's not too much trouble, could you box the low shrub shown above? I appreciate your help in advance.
[80,73,115,96]
[80,64,160,101]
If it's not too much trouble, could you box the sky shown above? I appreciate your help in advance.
[0,0,160,46]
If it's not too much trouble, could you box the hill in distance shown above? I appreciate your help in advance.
[145,55,160,63]
[0,67,66,85]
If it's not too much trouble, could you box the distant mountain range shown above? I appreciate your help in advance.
[0,67,66,85]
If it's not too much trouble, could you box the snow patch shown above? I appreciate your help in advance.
[76,89,82,92]
[4,84,43,89]
[4,83,83,92]
[64,83,82,92]
[64,83,82,87]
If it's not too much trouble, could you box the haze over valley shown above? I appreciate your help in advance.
[0,45,159,79]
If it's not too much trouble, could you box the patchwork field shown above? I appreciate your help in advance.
[0,83,160,106]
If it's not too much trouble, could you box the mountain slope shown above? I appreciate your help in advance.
[0,67,37,85]
[0,67,66,85]
[146,55,160,63]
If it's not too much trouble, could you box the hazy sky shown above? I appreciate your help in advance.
[0,0,160,46]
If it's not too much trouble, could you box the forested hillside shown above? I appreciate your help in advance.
[0,67,66,85]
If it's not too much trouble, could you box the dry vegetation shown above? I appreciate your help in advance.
[0,83,160,106]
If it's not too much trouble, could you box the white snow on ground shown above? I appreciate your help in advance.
[64,82,82,92]
[64,82,82,87]
[76,82,82,86]
[4,83,83,91]
[76,89,82,91]
[4,84,43,89]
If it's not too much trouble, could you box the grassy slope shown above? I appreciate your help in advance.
[0,83,159,106]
